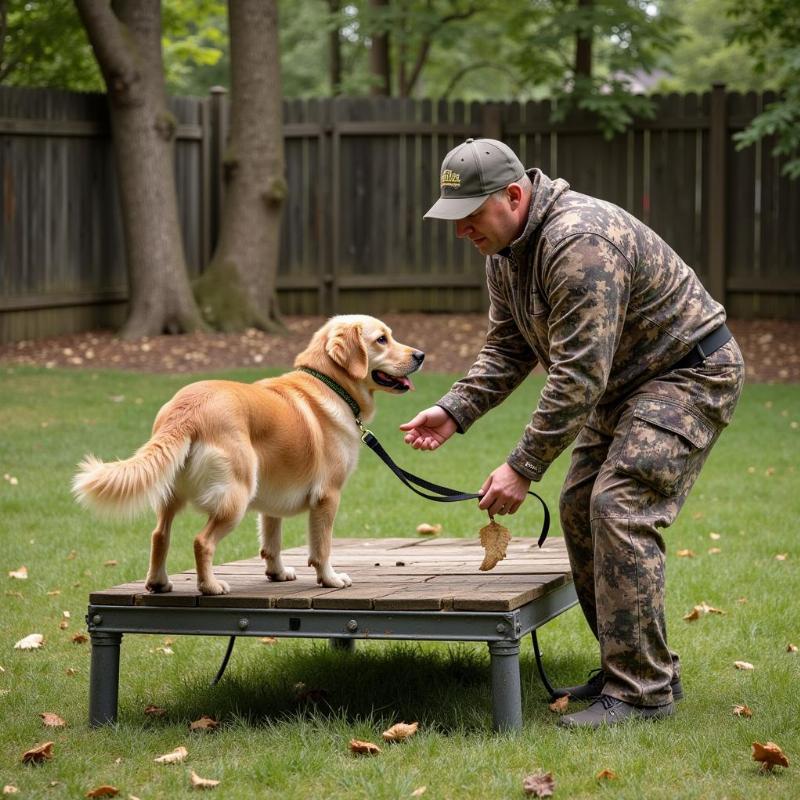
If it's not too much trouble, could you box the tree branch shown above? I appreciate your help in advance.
[441,60,521,99]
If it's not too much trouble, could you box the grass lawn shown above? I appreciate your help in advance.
[1,365,798,799]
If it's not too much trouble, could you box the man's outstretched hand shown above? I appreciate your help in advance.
[399,405,458,451]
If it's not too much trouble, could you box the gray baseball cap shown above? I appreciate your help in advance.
[424,138,525,220]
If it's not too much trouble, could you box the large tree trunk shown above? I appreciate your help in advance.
[368,0,391,96]
[194,0,285,332]
[575,0,592,78]
[75,0,206,339]
[328,0,342,95]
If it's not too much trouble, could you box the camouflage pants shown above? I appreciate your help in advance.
[559,339,745,706]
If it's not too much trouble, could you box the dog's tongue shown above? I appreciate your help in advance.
[399,376,414,391]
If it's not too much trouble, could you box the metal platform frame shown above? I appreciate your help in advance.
[87,581,576,732]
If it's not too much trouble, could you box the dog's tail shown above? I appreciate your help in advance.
[72,427,191,519]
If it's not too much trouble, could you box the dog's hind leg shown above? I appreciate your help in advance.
[308,492,351,589]
[145,498,185,593]
[259,514,297,582]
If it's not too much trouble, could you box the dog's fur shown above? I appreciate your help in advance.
[73,315,423,595]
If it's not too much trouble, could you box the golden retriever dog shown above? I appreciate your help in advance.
[73,315,424,595]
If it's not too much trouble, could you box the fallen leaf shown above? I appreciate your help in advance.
[14,633,44,650]
[523,770,555,797]
[66,550,78,560]
[293,682,329,703]
[65,668,77,676]
[349,739,381,756]
[104,560,119,567]
[85,786,119,798]
[734,661,755,671]
[59,620,69,630]
[3,786,19,794]
[8,566,28,580]
[144,705,167,717]
[596,769,618,780]
[39,712,66,728]
[737,597,748,604]
[676,549,695,558]
[775,553,788,561]
[72,633,89,644]
[189,715,219,732]
[548,695,569,714]
[683,602,725,621]
[708,547,722,555]
[752,741,789,771]
[709,532,721,540]
[787,643,798,653]
[416,523,442,535]
[5,591,23,599]
[733,704,753,717]
[479,519,511,571]
[411,788,427,797]
[154,746,188,764]
[189,770,220,790]
[259,637,277,645]
[47,590,61,596]
[22,741,54,764]
[382,721,419,741]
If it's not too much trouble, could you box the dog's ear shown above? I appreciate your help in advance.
[326,322,368,380]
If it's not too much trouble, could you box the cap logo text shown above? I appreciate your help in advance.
[441,169,460,188]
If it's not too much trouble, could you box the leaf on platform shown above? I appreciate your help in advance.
[479,520,511,571]
[416,523,442,536]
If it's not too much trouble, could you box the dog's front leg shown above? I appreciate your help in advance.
[259,514,296,581]
[308,493,351,589]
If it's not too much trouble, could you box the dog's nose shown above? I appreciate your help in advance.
[412,350,425,365]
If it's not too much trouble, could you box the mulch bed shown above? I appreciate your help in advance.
[1,315,798,383]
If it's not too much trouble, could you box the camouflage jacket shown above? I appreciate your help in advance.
[437,169,726,481]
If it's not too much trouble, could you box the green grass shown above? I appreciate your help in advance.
[0,365,798,799]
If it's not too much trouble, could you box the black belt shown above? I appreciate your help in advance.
[673,323,732,370]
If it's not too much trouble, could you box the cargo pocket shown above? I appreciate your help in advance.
[615,398,715,496]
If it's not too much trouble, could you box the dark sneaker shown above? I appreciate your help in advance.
[557,694,674,729]
[551,668,684,702]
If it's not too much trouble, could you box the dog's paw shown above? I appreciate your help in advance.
[320,571,352,589]
[266,566,297,582]
[145,579,173,594]
[198,579,230,596]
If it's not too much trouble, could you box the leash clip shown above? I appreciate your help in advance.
[356,418,373,442]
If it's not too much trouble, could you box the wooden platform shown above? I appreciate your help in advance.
[90,536,572,612]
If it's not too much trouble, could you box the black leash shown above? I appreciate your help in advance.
[297,366,550,548]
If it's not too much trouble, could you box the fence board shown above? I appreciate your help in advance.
[1,86,798,344]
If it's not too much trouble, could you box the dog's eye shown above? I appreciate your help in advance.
[376,335,388,345]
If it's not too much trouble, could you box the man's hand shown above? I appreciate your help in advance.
[400,406,458,451]
[478,463,531,516]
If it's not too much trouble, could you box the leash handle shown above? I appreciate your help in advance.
[362,432,550,548]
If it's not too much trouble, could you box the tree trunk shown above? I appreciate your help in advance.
[194,0,286,332]
[575,0,592,78]
[368,0,391,96]
[74,0,206,339]
[328,0,342,95]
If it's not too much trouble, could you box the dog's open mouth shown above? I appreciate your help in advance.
[372,370,414,392]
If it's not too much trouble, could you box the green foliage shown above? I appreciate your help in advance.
[728,0,800,179]
[0,365,799,798]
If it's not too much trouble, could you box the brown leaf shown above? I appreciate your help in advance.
[382,721,419,741]
[59,620,69,630]
[189,715,219,732]
[548,695,569,714]
[144,705,167,717]
[154,745,188,764]
[479,519,511,571]
[683,602,725,621]
[85,786,119,798]
[8,566,28,580]
[735,661,755,671]
[416,523,442,536]
[596,769,618,780]
[523,770,555,797]
[21,741,54,764]
[752,741,789,770]
[709,532,721,540]
[787,643,798,653]
[349,739,381,756]
[14,633,44,650]
[39,712,66,728]
[775,553,788,561]
[676,549,695,558]
[71,633,89,644]
[708,547,722,555]
[293,682,329,703]
[411,788,427,797]
[3,786,19,794]
[733,704,753,717]
[259,637,277,645]
[189,770,220,790]
[104,560,118,567]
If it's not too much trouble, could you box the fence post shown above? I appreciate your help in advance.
[208,86,229,257]
[482,102,502,140]
[708,83,727,304]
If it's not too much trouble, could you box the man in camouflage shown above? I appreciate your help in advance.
[400,138,745,728]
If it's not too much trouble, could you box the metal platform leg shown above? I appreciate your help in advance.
[488,639,523,731]
[89,631,122,727]
[329,637,355,652]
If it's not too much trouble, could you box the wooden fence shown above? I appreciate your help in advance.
[1,85,798,344]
